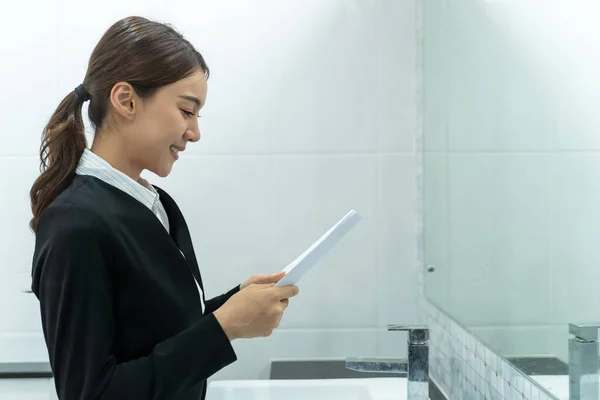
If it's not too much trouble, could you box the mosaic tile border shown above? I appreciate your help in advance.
[413,2,559,399]
[422,302,559,400]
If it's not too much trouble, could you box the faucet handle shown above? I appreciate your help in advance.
[569,323,600,341]
[387,325,430,343]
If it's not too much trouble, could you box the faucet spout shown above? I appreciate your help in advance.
[344,325,430,400]
[345,357,407,374]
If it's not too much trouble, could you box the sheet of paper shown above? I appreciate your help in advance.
[275,209,362,287]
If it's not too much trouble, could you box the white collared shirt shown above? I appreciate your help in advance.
[76,148,205,313]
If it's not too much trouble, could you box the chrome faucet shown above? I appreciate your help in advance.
[345,325,429,400]
[569,323,600,400]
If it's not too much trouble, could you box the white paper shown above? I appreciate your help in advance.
[275,209,362,287]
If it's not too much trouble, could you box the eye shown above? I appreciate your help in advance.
[181,109,198,118]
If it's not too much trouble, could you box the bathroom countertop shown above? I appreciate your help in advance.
[0,362,52,378]
[270,359,447,399]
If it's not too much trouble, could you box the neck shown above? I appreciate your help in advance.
[90,132,142,181]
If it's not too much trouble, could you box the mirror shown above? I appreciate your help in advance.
[423,0,600,398]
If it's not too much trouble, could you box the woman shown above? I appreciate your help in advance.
[28,16,299,400]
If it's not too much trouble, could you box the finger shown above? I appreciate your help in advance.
[273,285,299,300]
[258,272,285,283]
[252,283,276,290]
[271,271,286,281]
[276,304,286,320]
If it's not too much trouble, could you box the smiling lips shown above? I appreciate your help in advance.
[170,145,185,160]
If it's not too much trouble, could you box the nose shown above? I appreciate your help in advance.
[185,125,201,143]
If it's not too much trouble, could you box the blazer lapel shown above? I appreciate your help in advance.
[153,187,205,292]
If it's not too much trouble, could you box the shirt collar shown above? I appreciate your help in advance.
[75,148,159,210]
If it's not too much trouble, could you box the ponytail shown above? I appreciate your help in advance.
[29,89,88,232]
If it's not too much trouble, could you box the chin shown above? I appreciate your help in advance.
[150,163,174,178]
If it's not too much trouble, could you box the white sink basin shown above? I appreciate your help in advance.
[531,375,568,400]
[206,377,409,400]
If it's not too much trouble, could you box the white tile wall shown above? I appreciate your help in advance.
[376,0,418,154]
[0,1,60,157]
[378,155,419,326]
[0,158,48,360]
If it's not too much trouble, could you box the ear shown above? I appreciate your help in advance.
[109,82,137,120]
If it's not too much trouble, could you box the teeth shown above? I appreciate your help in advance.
[170,146,179,154]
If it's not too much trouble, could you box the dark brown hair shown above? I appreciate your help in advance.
[29,16,209,232]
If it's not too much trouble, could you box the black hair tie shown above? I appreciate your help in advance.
[74,84,90,102]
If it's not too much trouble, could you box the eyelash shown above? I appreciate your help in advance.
[181,110,201,119]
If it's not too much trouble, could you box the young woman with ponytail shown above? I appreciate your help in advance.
[29,16,298,400]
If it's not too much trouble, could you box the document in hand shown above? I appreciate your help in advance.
[274,209,362,288]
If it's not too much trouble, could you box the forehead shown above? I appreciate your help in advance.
[161,70,207,101]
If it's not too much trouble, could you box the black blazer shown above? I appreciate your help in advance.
[31,175,239,400]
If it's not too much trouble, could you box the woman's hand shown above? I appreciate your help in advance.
[240,271,285,290]
[214,283,299,340]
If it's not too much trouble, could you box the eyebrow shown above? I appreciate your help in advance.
[179,95,202,108]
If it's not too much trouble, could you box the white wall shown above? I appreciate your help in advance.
[0,0,419,395]
[423,0,600,362]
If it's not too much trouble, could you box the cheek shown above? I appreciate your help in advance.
[166,110,187,135]
[155,111,186,146]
